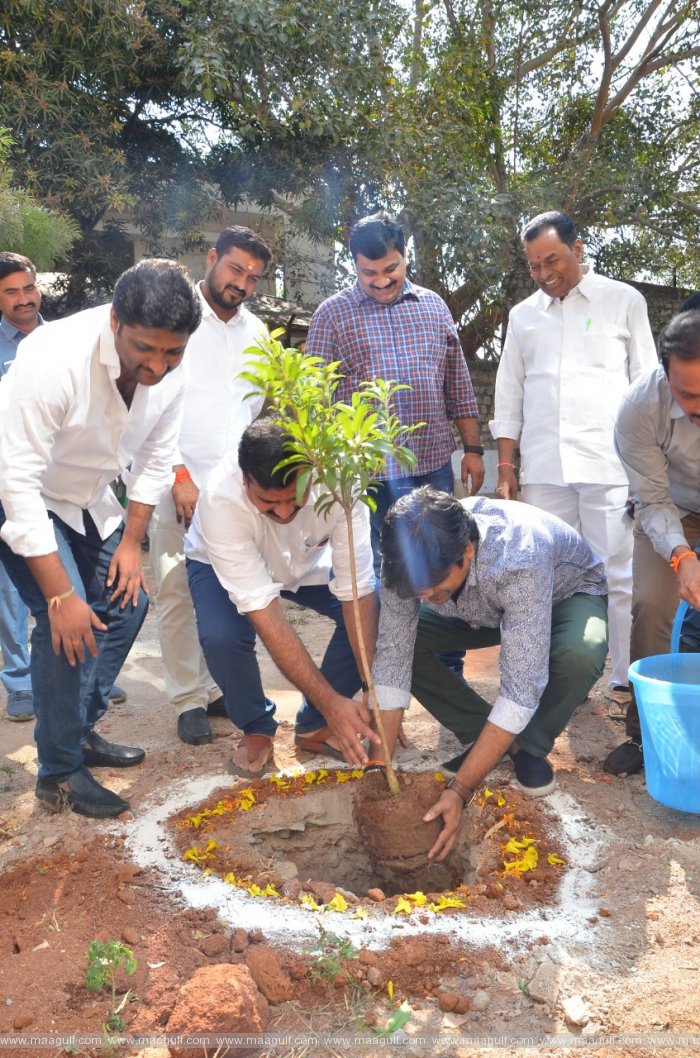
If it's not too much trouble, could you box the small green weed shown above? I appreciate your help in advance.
[306,926,357,985]
[84,939,137,1032]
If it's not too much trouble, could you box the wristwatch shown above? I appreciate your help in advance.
[445,776,476,808]
[463,444,485,455]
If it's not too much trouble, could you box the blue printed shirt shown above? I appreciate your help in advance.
[373,498,607,734]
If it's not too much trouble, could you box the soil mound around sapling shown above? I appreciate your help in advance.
[353,770,444,872]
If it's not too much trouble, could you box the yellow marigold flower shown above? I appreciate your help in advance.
[484,787,494,799]
[406,891,428,905]
[547,853,566,866]
[183,839,218,864]
[393,896,413,915]
[352,907,369,919]
[503,836,536,854]
[327,893,348,913]
[269,775,290,788]
[503,846,539,874]
[301,893,322,911]
[428,895,467,911]
[387,980,394,1001]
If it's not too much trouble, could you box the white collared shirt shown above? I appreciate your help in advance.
[0,304,186,556]
[174,285,267,487]
[184,450,375,613]
[489,269,658,485]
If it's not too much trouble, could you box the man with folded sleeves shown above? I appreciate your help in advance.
[0,259,201,817]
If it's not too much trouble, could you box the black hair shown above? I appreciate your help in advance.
[112,259,201,335]
[213,226,272,268]
[0,252,36,281]
[680,292,700,314]
[238,418,295,489]
[349,213,405,261]
[659,311,700,376]
[381,485,479,598]
[522,211,578,248]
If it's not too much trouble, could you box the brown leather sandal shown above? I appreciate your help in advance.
[294,726,345,762]
[228,733,276,778]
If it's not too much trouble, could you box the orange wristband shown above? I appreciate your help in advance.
[174,467,191,484]
[670,549,695,574]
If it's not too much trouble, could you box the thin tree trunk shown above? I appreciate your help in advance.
[345,507,400,796]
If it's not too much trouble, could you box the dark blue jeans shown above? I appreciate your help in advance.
[371,458,463,674]
[0,507,148,780]
[369,459,455,577]
[186,558,364,737]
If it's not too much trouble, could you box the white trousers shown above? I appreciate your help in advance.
[522,482,633,688]
[150,492,220,715]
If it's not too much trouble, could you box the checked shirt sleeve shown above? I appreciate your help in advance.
[442,307,479,420]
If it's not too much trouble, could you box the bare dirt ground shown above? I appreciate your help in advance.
[1,554,700,1058]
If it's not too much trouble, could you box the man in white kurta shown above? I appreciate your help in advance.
[148,227,271,747]
[490,211,658,710]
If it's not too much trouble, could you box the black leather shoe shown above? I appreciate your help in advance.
[82,731,145,768]
[35,767,129,818]
[603,738,644,775]
[178,707,213,745]
[206,696,227,718]
[441,742,510,774]
[441,744,474,774]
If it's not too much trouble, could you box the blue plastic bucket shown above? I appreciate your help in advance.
[628,653,700,813]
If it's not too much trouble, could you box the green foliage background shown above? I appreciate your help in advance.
[2,0,698,348]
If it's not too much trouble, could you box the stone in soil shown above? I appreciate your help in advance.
[166,964,269,1057]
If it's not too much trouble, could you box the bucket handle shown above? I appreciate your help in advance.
[670,600,689,652]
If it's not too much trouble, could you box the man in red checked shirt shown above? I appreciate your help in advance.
[305,213,484,577]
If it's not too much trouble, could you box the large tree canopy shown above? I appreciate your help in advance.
[2,0,698,348]
[0,128,78,268]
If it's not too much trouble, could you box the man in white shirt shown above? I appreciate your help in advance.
[0,259,201,818]
[184,418,380,777]
[148,226,272,747]
[0,254,129,722]
[490,211,658,715]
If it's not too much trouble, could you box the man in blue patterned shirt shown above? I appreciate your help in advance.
[305,214,484,572]
[371,487,608,860]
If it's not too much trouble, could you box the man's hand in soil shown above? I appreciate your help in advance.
[424,789,465,861]
[424,722,516,860]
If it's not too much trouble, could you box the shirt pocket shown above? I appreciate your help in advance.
[578,323,630,374]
